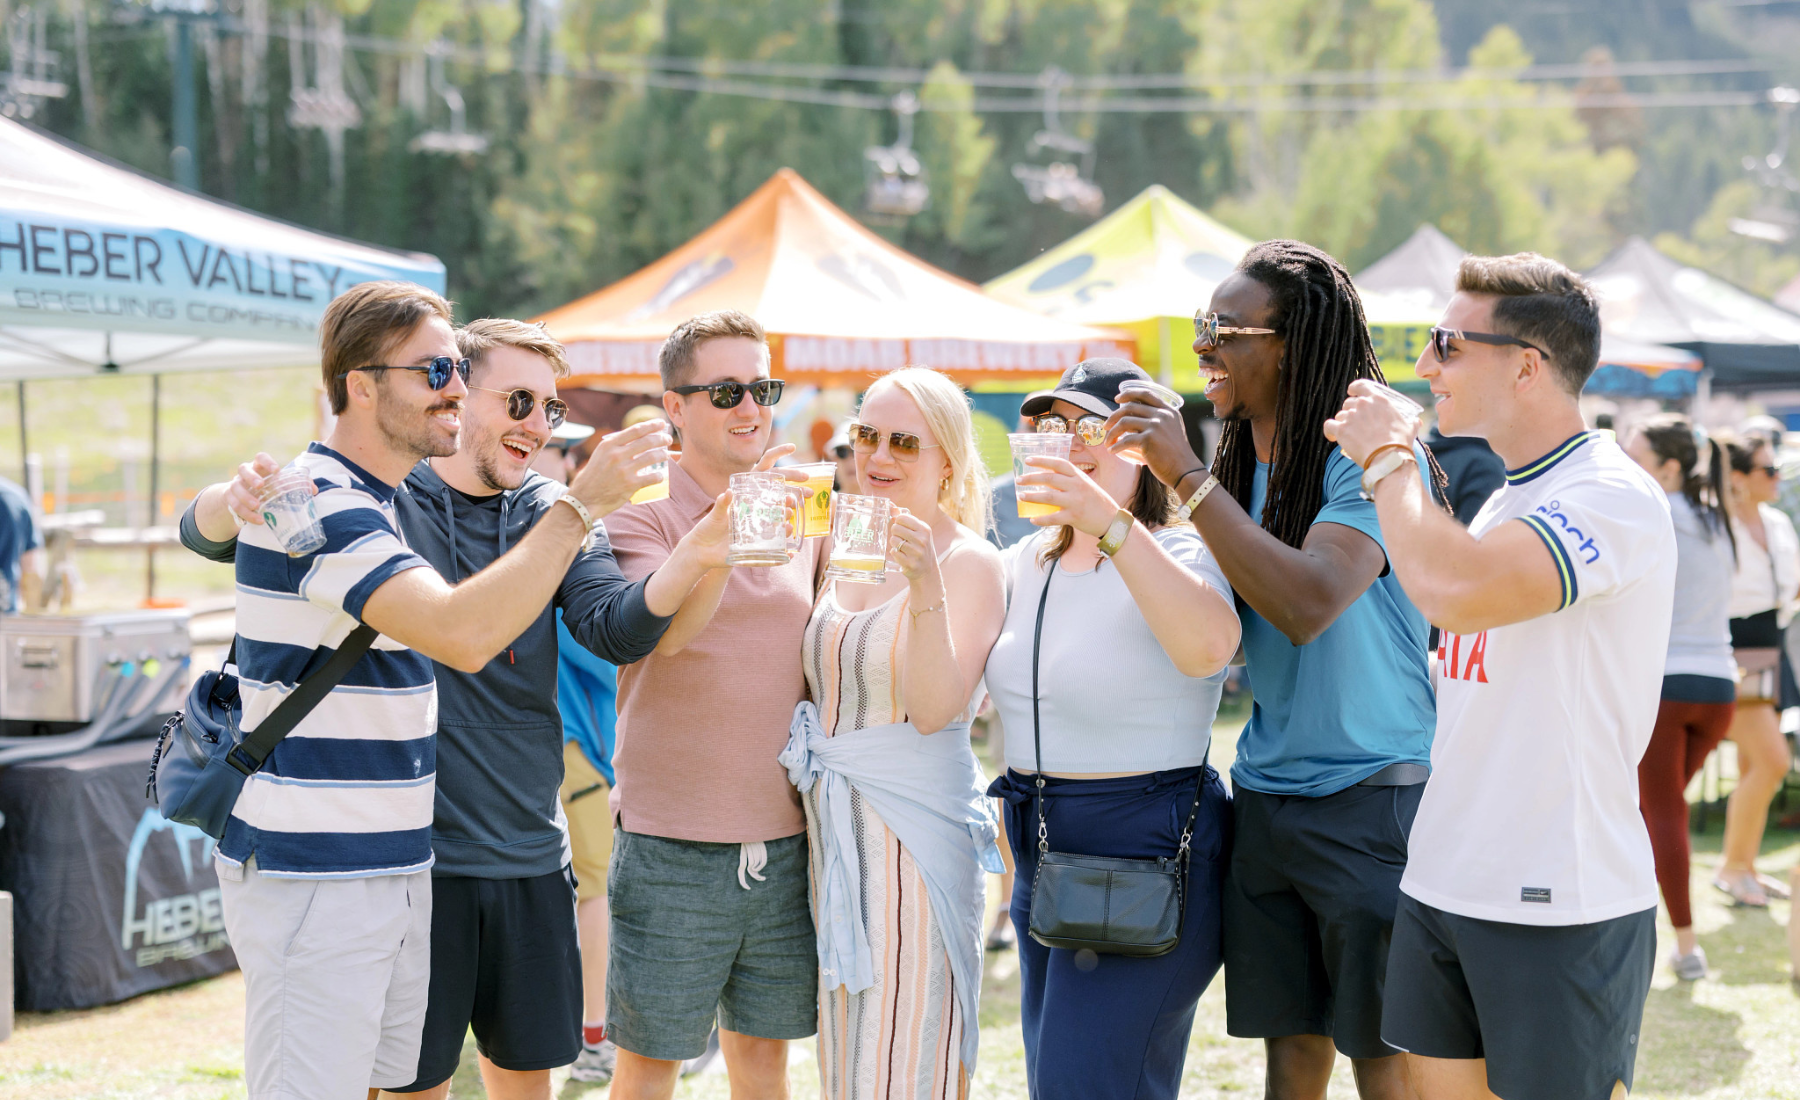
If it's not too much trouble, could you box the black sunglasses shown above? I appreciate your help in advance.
[829,444,854,460]
[469,385,568,429]
[669,378,786,409]
[353,356,471,390]
[1428,327,1546,363]
[850,421,942,462]
[1032,412,1109,447]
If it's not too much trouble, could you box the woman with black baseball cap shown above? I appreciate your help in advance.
[984,358,1242,1100]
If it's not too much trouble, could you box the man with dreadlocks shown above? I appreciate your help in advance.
[1108,239,1435,1100]
[1325,254,1671,1100]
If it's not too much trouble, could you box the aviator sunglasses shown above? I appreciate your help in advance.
[1193,311,1277,351]
[850,422,942,462]
[469,386,568,429]
[1428,326,1545,363]
[669,378,787,409]
[352,356,472,390]
[1033,412,1110,447]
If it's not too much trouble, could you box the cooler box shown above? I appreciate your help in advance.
[0,611,192,735]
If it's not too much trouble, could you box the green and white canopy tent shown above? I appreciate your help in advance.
[0,117,445,477]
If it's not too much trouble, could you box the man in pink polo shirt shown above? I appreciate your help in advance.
[604,310,820,1100]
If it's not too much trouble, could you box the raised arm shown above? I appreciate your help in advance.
[1017,456,1239,676]
[1106,393,1385,646]
[1324,380,1561,634]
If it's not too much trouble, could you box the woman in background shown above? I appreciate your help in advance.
[1716,433,1798,908]
[1626,415,1736,979]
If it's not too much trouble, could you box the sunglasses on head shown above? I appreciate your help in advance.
[1428,327,1546,363]
[353,356,472,390]
[850,422,942,462]
[1033,412,1109,447]
[670,378,786,409]
[469,385,568,429]
[1193,311,1277,351]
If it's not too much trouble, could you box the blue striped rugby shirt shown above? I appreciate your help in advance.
[217,443,438,878]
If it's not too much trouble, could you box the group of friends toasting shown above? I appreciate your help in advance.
[188,239,1683,1100]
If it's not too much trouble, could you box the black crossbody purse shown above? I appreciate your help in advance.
[1024,561,1203,958]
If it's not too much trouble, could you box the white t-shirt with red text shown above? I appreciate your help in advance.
[1401,431,1675,927]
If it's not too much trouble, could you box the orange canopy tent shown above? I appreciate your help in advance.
[536,169,1131,390]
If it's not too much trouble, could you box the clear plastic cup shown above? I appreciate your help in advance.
[629,459,670,504]
[726,471,801,566]
[825,493,895,585]
[1009,432,1074,518]
[1361,380,1424,421]
[258,466,328,558]
[792,462,836,538]
[1112,380,1185,464]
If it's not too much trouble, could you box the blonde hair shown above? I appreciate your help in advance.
[860,367,992,534]
[457,317,571,380]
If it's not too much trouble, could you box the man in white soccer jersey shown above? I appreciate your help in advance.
[1324,253,1675,1100]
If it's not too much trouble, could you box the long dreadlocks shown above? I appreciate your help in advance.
[1211,239,1442,548]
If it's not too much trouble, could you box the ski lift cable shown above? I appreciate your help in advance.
[199,13,1795,94]
[137,13,1793,117]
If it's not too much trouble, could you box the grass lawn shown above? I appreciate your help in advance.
[2,710,1796,1099]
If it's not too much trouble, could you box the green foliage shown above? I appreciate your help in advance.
[17,0,1800,320]
[1655,181,1800,300]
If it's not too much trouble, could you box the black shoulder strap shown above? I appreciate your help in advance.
[226,623,380,776]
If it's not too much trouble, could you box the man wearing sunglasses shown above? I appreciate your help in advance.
[181,309,741,1099]
[1106,241,1435,1100]
[602,309,820,1100]
[1325,254,1672,1100]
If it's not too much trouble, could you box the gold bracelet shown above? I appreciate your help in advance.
[908,598,946,623]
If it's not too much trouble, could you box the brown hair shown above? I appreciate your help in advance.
[320,281,454,414]
[457,318,571,381]
[1638,413,1734,560]
[1454,253,1601,395]
[658,310,768,389]
[1039,467,1178,567]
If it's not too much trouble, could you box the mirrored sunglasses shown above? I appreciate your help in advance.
[470,385,568,429]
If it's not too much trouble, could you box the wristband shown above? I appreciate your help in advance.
[1359,445,1417,501]
[1175,474,1220,523]
[1097,508,1134,557]
[556,491,598,533]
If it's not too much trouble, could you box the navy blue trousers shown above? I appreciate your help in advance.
[990,766,1230,1100]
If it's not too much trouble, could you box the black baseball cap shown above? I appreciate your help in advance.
[1020,358,1153,419]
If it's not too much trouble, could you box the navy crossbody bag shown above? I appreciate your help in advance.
[147,624,378,839]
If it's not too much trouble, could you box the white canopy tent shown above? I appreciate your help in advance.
[0,118,444,598]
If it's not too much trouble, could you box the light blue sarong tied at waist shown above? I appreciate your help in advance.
[780,700,1005,1073]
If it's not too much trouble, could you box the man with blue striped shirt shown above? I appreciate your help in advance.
[214,281,669,1100]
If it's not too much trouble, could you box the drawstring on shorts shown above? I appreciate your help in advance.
[737,840,768,890]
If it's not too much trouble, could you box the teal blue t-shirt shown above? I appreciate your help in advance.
[1232,446,1435,797]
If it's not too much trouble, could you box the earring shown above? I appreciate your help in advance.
[940,476,951,492]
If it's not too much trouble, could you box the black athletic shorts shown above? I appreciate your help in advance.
[1222,780,1423,1059]
[1382,894,1655,1100]
[398,867,584,1090]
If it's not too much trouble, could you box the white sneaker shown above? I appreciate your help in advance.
[1669,947,1708,981]
[568,1039,616,1083]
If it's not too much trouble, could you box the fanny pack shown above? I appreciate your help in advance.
[147,624,378,839]
[1024,561,1201,958]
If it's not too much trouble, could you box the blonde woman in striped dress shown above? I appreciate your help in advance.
[798,368,1006,1099]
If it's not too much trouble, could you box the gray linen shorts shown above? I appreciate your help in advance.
[217,856,432,1098]
[606,828,818,1060]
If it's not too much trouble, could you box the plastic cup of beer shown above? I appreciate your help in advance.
[1009,432,1074,519]
[792,461,836,537]
[257,465,328,557]
[1112,380,1185,464]
[1361,380,1424,421]
[825,493,895,584]
[629,459,670,504]
[726,471,801,566]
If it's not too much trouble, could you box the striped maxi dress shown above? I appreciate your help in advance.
[800,583,983,1100]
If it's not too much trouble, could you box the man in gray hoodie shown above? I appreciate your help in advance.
[180,318,742,1099]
